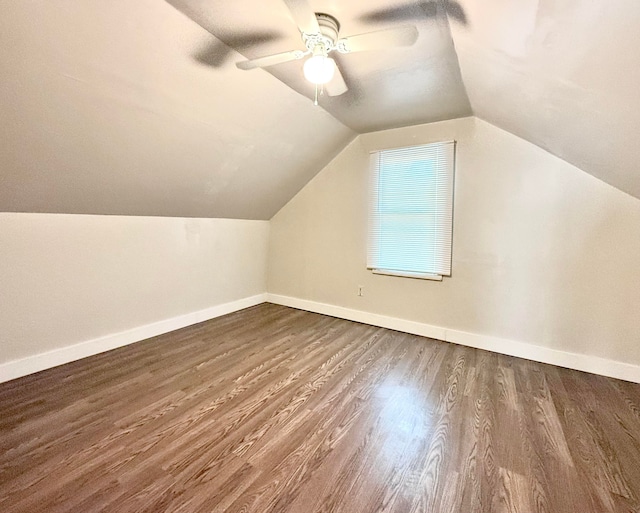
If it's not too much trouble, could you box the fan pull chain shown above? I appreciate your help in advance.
[313,83,326,106]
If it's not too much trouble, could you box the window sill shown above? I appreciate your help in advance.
[370,269,443,281]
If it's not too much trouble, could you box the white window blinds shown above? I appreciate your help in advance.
[367,141,456,277]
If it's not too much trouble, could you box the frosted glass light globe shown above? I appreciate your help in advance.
[303,55,336,85]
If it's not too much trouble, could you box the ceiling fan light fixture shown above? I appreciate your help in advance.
[303,55,336,84]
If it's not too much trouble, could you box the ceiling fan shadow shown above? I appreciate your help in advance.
[443,1,467,25]
[192,32,284,68]
[358,1,467,26]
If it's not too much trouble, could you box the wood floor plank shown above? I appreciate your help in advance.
[1,303,640,512]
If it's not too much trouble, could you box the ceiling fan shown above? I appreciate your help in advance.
[235,0,420,104]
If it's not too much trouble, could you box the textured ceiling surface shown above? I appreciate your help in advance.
[1,0,638,220]
[450,0,640,199]
[0,0,354,219]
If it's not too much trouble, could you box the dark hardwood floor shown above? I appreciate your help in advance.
[1,303,640,512]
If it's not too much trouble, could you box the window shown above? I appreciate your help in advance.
[367,141,456,280]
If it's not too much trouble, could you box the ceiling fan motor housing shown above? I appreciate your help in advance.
[304,13,340,54]
[316,13,340,41]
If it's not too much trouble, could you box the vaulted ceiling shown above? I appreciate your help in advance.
[451,0,640,202]
[1,0,638,220]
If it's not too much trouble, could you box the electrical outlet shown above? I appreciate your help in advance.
[358,285,364,297]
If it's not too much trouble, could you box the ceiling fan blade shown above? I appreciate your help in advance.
[282,0,320,34]
[324,65,348,97]
[236,50,305,70]
[338,26,419,54]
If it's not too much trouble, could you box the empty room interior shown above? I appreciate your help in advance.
[2,0,640,511]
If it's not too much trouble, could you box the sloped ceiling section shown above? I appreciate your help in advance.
[168,0,472,133]
[450,0,640,200]
[0,0,355,219]
[2,0,638,219]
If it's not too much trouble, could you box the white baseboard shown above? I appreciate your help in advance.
[5,292,639,385]
[267,293,640,384]
[0,293,268,384]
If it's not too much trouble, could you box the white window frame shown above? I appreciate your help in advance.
[367,140,456,280]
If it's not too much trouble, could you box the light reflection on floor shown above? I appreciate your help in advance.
[375,382,433,465]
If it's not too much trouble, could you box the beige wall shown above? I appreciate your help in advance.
[3,117,639,375]
[268,117,640,365]
[0,213,269,364]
